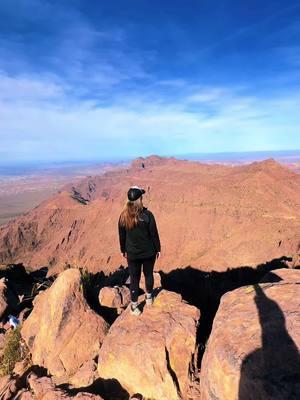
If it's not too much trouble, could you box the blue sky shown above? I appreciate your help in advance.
[0,0,300,162]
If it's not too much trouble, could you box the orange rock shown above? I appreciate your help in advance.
[68,360,97,388]
[21,269,109,386]
[98,289,200,400]
[0,372,103,400]
[0,377,19,400]
[99,285,130,308]
[200,282,300,400]
[26,373,103,399]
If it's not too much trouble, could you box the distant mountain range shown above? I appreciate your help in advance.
[0,155,299,274]
[175,149,300,166]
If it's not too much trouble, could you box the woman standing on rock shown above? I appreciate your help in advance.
[118,186,161,316]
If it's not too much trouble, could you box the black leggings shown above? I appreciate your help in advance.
[127,255,156,302]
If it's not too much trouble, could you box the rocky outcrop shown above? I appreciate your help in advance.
[99,285,130,309]
[200,282,300,400]
[0,372,103,400]
[21,268,109,386]
[97,290,200,400]
[25,373,103,400]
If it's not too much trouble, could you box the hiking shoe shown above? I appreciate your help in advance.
[145,293,153,306]
[130,304,141,316]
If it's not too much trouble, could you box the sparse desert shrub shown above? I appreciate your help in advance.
[80,266,92,283]
[79,267,95,292]
[0,325,31,377]
[0,326,22,376]
[30,279,52,299]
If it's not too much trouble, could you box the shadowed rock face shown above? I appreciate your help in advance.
[238,285,300,400]
[0,278,8,318]
[97,290,200,400]
[0,156,299,274]
[0,275,20,321]
[260,267,300,283]
[21,269,109,387]
[200,274,300,400]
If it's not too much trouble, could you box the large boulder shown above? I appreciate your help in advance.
[21,268,109,386]
[98,289,200,400]
[200,282,300,400]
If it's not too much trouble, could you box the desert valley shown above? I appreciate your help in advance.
[1,155,299,274]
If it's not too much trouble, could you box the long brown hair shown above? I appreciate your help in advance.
[119,197,143,230]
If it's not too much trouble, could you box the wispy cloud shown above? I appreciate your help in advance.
[0,72,65,103]
[0,0,299,162]
[0,68,299,162]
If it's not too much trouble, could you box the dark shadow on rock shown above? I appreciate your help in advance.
[259,271,283,283]
[59,377,130,400]
[80,266,130,325]
[130,394,143,400]
[159,256,295,369]
[24,364,49,378]
[0,365,49,398]
[0,264,54,322]
[238,285,300,400]
[80,264,162,323]
[29,266,49,282]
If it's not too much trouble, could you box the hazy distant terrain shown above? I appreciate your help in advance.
[0,155,299,274]
[0,161,127,226]
[0,151,299,227]
[176,150,300,172]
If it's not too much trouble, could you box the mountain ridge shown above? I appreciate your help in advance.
[0,156,299,274]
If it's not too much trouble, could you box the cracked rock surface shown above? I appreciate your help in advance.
[97,289,200,400]
[21,268,109,386]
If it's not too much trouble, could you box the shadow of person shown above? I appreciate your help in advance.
[238,284,300,400]
[160,257,291,369]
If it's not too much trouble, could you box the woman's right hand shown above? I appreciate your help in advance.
[122,252,127,258]
[156,252,161,260]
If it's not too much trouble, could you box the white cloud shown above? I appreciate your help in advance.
[0,70,299,162]
[0,72,66,102]
[186,88,228,103]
